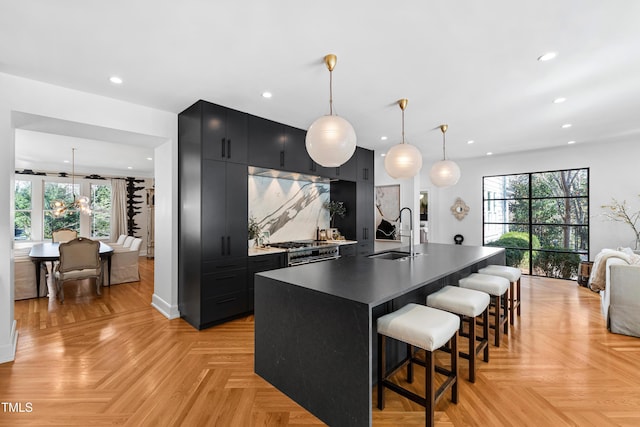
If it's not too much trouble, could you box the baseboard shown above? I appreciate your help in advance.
[151,293,180,319]
[0,320,18,364]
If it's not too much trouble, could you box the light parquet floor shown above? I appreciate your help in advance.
[2,259,640,426]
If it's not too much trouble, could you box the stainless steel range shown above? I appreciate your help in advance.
[269,240,340,266]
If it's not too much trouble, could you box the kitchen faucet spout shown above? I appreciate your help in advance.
[398,207,414,258]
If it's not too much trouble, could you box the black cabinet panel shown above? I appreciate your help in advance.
[226,162,249,257]
[202,160,227,260]
[339,244,357,257]
[248,115,285,169]
[202,268,247,299]
[202,101,248,164]
[247,253,286,311]
[284,127,317,174]
[356,147,374,182]
[202,291,248,326]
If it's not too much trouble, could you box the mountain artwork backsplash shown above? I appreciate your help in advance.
[248,175,330,243]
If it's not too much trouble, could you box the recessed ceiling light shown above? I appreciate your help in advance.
[562,123,572,128]
[146,157,153,161]
[380,136,388,141]
[553,97,566,104]
[486,152,493,156]
[63,160,70,163]
[127,166,133,169]
[380,153,386,157]
[261,92,272,98]
[467,140,475,144]
[537,52,557,62]
[567,140,576,145]
[110,76,123,84]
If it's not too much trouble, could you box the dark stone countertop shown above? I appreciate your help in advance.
[257,242,504,307]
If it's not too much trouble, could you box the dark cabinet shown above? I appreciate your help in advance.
[202,160,248,259]
[179,100,249,330]
[248,115,286,170]
[284,126,318,174]
[330,148,375,253]
[338,244,357,257]
[247,253,286,311]
[202,101,248,164]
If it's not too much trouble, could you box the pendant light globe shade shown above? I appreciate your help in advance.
[305,115,357,167]
[384,143,423,179]
[429,160,461,187]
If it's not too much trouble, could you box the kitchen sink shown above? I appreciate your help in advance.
[367,251,412,260]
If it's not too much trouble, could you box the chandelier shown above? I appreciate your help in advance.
[51,148,92,216]
[305,54,357,167]
[384,99,423,179]
[429,124,461,187]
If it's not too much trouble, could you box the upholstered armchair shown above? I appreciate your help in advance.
[603,261,640,337]
[110,237,143,284]
[54,237,102,303]
[52,228,78,243]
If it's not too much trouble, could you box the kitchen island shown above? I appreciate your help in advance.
[254,242,505,426]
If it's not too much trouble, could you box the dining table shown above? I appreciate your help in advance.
[28,241,114,298]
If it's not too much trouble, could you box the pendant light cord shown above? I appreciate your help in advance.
[401,109,405,144]
[328,69,333,115]
[442,132,447,160]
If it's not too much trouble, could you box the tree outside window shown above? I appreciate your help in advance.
[43,181,80,238]
[14,180,32,240]
[91,183,111,238]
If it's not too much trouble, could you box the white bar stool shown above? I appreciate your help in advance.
[459,273,510,347]
[426,286,490,382]
[479,265,522,325]
[377,303,459,427]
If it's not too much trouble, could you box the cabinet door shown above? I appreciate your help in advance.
[284,126,316,174]
[202,102,228,161]
[356,182,374,252]
[225,108,248,164]
[248,115,285,169]
[331,152,357,181]
[356,147,374,182]
[226,162,249,258]
[202,160,227,260]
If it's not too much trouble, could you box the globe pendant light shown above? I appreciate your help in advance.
[51,148,92,217]
[305,54,357,167]
[429,124,461,187]
[384,99,423,179]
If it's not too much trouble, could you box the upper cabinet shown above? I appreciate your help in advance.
[248,115,285,170]
[356,147,374,182]
[202,101,248,164]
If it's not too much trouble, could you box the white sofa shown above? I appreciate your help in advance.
[600,257,640,337]
[108,235,143,284]
[14,247,47,300]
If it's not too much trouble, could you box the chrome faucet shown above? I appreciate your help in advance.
[398,207,415,258]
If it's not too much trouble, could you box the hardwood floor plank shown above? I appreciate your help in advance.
[2,259,640,426]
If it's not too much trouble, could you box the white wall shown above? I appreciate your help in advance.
[424,139,640,255]
[0,72,178,363]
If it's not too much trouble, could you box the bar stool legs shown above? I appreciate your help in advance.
[377,303,460,427]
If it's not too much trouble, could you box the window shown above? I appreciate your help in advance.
[14,180,32,240]
[483,168,589,280]
[91,183,111,238]
[43,181,80,239]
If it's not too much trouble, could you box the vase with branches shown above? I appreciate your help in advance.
[248,216,262,246]
[601,196,640,249]
[324,201,346,228]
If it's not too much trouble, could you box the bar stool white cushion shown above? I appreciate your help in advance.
[459,273,509,296]
[427,286,490,318]
[478,265,521,282]
[377,303,460,351]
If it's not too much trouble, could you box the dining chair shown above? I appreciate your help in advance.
[54,237,102,303]
[52,228,78,243]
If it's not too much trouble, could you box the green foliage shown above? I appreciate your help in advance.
[500,231,541,249]
[534,250,580,279]
[486,236,529,267]
[324,201,346,226]
[248,216,261,239]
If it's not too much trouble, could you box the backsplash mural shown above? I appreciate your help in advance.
[248,175,330,242]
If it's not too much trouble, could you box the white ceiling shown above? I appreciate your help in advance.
[2,0,640,175]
